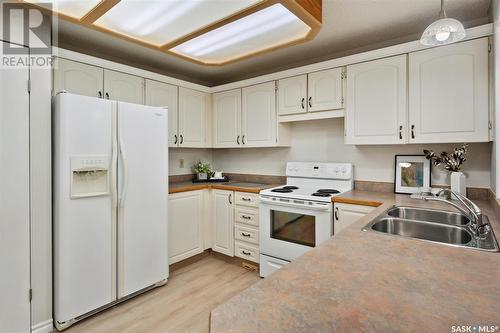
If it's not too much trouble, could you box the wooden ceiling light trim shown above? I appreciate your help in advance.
[20,0,322,66]
[167,0,322,66]
[80,0,121,25]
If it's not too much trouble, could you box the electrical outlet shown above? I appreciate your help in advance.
[179,159,184,168]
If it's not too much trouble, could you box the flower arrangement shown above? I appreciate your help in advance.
[192,161,211,179]
[423,144,467,172]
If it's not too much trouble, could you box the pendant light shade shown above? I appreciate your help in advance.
[420,0,465,46]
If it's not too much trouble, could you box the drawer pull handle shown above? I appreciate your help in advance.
[242,215,252,219]
[242,250,251,255]
[242,198,251,202]
[241,232,251,237]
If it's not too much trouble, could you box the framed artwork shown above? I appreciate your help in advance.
[394,155,431,194]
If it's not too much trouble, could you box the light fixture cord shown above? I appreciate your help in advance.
[439,0,447,19]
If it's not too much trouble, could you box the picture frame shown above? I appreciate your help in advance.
[394,155,431,194]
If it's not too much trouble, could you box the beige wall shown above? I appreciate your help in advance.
[212,118,492,188]
[169,148,213,176]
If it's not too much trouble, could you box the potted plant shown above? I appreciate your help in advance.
[423,144,468,195]
[192,161,211,180]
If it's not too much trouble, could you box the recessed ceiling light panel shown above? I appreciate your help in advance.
[94,0,262,46]
[171,4,311,64]
[25,0,102,20]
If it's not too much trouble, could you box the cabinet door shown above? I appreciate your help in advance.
[241,82,277,147]
[53,57,104,98]
[0,42,31,333]
[278,75,307,115]
[145,80,179,147]
[409,38,489,143]
[345,55,407,145]
[212,190,234,256]
[213,89,241,148]
[178,87,208,148]
[307,68,343,112]
[104,69,144,104]
[168,191,204,264]
[334,203,374,235]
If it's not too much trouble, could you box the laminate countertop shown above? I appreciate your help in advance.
[169,181,280,194]
[210,190,500,333]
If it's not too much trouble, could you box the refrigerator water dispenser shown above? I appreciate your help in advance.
[70,156,110,198]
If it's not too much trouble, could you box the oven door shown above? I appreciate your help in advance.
[259,197,333,261]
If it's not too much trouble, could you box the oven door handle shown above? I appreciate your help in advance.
[260,196,332,211]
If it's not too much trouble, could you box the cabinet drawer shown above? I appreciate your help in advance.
[235,192,259,207]
[235,225,259,244]
[234,241,259,263]
[234,207,259,226]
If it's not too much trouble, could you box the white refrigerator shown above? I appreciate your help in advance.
[53,93,168,330]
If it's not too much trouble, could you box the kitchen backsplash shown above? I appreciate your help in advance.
[171,118,492,188]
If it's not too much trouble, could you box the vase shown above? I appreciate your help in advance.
[450,171,466,196]
[197,172,208,180]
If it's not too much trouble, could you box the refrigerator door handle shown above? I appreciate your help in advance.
[118,123,129,208]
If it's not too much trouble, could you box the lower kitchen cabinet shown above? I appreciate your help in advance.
[169,189,261,263]
[212,190,235,256]
[334,203,375,234]
[233,193,260,263]
[168,190,205,264]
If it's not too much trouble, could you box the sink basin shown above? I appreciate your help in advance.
[363,205,499,252]
[387,206,469,226]
[369,217,472,245]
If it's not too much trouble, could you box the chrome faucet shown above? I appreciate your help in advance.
[422,189,487,236]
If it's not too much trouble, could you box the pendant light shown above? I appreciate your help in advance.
[420,0,466,46]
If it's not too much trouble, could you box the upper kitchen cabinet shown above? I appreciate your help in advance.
[213,89,242,148]
[103,69,144,104]
[53,57,104,98]
[345,55,407,145]
[408,38,489,143]
[145,80,178,147]
[307,68,343,112]
[277,75,307,116]
[242,81,285,147]
[178,87,211,148]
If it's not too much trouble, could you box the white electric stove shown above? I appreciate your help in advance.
[259,162,354,277]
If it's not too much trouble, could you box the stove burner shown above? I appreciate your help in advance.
[311,192,332,197]
[282,186,299,190]
[271,188,293,193]
[317,189,340,194]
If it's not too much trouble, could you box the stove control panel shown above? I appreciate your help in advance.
[286,162,353,180]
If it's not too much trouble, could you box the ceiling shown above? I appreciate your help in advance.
[55,0,492,87]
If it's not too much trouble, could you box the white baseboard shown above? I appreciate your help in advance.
[32,319,54,333]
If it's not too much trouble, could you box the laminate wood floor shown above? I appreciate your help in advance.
[59,256,261,333]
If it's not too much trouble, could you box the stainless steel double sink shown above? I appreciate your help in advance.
[363,206,499,252]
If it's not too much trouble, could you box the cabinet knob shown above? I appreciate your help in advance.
[242,135,245,145]
[334,207,339,221]
[98,91,102,98]
[105,92,110,99]
[174,134,178,145]
[237,135,240,144]
[301,98,305,109]
[242,250,251,255]
[180,134,184,144]
[241,232,251,237]
[242,215,252,220]
[228,194,232,204]
[411,125,415,139]
[242,197,251,202]
[308,96,312,108]
[399,125,403,140]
